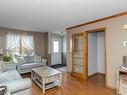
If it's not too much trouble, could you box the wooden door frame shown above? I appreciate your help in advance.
[71,32,88,79]
[85,27,107,86]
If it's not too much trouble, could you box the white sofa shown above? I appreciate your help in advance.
[16,55,47,74]
[0,70,31,95]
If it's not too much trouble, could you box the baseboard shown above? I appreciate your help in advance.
[97,72,105,75]
[106,85,116,90]
[88,72,105,77]
[88,73,97,77]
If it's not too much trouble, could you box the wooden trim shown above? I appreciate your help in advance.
[104,31,107,88]
[85,27,106,33]
[88,73,98,78]
[88,72,105,78]
[107,85,116,90]
[71,32,88,80]
[66,12,127,30]
[86,28,107,87]
[72,32,84,36]
[97,72,105,75]
[84,32,88,79]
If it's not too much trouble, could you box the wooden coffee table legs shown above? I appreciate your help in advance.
[42,78,45,93]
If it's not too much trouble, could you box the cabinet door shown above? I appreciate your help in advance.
[72,32,88,79]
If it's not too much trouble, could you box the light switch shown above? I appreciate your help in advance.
[124,41,127,47]
[124,25,127,30]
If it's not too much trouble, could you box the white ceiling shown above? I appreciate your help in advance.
[0,0,127,33]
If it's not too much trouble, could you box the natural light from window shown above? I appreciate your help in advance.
[53,41,59,53]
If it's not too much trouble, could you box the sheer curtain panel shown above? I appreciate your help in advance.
[6,32,20,51]
[22,34,34,51]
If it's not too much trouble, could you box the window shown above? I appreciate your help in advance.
[7,33,34,56]
[53,41,59,53]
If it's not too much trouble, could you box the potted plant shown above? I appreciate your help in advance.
[2,53,13,62]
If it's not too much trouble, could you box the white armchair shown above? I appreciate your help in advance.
[0,70,31,95]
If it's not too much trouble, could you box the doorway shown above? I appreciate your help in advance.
[88,31,105,75]
[51,38,62,65]
[71,28,107,85]
[86,28,106,85]
[50,33,67,70]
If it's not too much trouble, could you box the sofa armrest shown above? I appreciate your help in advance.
[0,78,31,94]
[42,59,47,66]
[16,63,22,73]
[34,55,42,63]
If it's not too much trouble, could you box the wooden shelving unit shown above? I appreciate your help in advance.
[71,32,88,79]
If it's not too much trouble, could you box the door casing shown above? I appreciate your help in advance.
[85,27,107,86]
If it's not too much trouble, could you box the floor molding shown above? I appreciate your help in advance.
[107,85,116,90]
[88,72,105,77]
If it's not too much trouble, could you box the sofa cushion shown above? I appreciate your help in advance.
[23,55,34,64]
[0,70,22,83]
[34,55,41,63]
[0,78,31,93]
[29,56,34,63]
[20,63,43,70]
[15,55,24,63]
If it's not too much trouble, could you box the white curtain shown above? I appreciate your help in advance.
[22,34,34,51]
[6,32,20,51]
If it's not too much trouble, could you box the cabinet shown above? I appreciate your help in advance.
[71,32,88,79]
[117,67,127,95]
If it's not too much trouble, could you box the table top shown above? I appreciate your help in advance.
[32,66,62,78]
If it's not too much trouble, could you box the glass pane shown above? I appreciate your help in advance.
[73,35,84,73]
[53,41,59,53]
[74,66,83,73]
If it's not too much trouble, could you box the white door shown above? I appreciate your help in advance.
[51,38,61,65]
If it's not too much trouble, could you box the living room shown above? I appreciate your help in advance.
[0,0,127,95]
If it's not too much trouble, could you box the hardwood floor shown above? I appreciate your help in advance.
[22,73,116,95]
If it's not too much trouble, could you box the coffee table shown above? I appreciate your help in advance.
[31,66,62,93]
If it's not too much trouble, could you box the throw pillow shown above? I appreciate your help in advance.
[15,55,24,64]
[29,55,34,63]
[23,55,31,63]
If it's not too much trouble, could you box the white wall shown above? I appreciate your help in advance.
[0,36,4,49]
[66,15,127,88]
[88,33,97,76]
[88,32,105,76]
[62,35,66,53]
[0,32,5,53]
[97,32,105,73]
